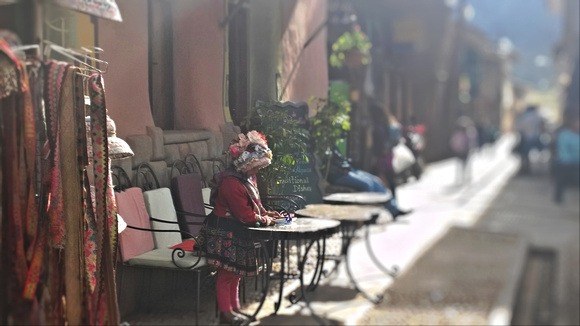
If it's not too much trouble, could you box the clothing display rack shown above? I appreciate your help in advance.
[0,38,119,325]
[43,40,109,74]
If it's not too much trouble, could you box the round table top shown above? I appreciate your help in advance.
[247,217,340,240]
[295,204,381,222]
[323,192,392,205]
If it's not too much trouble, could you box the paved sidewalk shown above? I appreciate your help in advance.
[354,141,579,325]
[475,169,579,325]
[357,227,528,325]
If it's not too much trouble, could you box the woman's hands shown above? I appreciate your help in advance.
[265,211,282,226]
[258,211,281,226]
[266,210,281,218]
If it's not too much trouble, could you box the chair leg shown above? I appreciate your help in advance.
[215,289,219,319]
[117,265,126,317]
[241,277,246,304]
[195,270,201,326]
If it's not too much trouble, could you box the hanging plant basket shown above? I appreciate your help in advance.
[329,27,372,69]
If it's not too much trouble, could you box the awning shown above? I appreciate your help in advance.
[53,0,122,22]
[0,0,19,5]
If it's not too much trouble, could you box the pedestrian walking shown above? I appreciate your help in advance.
[449,115,478,184]
[553,113,580,203]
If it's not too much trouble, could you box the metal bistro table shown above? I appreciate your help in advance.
[246,217,340,323]
[295,204,387,303]
[322,192,392,205]
[297,193,400,300]
[322,193,400,279]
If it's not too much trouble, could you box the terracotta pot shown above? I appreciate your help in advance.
[345,49,364,68]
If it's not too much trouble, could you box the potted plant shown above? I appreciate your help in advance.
[329,25,372,69]
[242,100,310,194]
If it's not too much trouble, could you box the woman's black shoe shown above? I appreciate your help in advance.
[219,312,250,325]
[233,310,255,322]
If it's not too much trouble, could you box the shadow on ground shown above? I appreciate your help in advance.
[306,285,359,302]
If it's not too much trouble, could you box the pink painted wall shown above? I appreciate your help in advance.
[98,0,154,138]
[172,0,226,132]
[280,0,328,116]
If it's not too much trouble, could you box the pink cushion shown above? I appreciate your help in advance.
[116,187,155,262]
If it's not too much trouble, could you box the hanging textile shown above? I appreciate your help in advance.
[2,38,121,324]
[41,60,73,325]
[26,61,46,214]
[0,39,42,324]
[41,63,120,325]
[86,73,120,325]
[60,65,89,325]
[21,59,46,307]
[44,60,70,248]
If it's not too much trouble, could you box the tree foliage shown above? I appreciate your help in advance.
[242,101,310,194]
[310,82,352,166]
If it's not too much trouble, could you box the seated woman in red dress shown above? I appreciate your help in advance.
[203,130,280,325]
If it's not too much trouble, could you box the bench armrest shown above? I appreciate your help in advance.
[126,223,196,240]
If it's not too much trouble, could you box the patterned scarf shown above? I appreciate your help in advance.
[86,73,119,325]
[44,60,70,248]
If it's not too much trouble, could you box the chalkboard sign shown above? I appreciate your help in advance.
[268,101,323,205]
[276,156,322,204]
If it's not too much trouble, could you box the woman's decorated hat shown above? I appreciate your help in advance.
[229,130,273,173]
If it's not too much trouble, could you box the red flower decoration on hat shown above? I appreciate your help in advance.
[229,133,250,158]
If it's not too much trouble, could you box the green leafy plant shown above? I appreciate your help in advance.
[309,81,352,166]
[242,101,310,194]
[329,27,372,68]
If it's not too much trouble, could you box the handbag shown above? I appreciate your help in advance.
[392,141,416,174]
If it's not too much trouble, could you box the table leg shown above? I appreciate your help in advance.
[289,237,327,303]
[321,225,350,279]
[342,224,384,304]
[250,240,273,321]
[273,239,286,314]
[298,238,329,325]
[307,237,326,292]
[364,226,399,278]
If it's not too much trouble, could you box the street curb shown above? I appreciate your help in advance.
[487,237,529,325]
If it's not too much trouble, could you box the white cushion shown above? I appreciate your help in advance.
[143,188,183,249]
[127,248,206,269]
